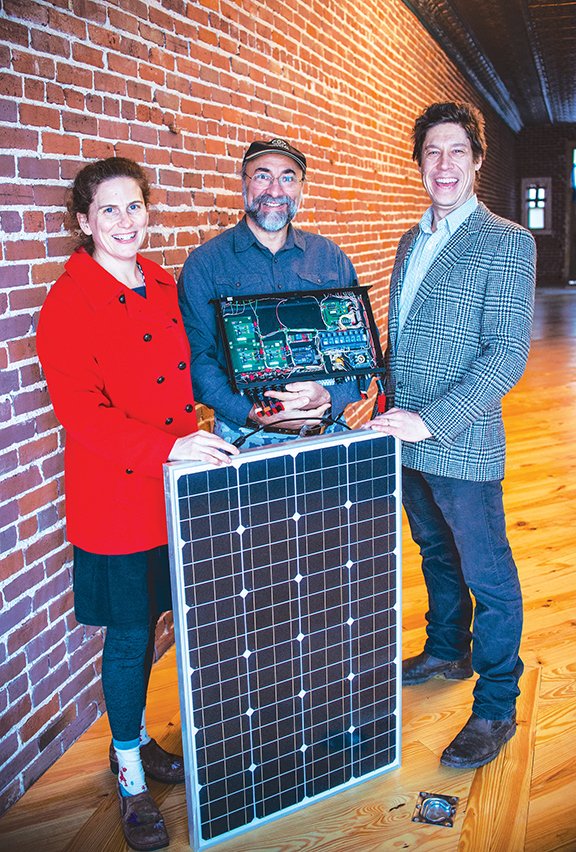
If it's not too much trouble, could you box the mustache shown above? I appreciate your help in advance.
[253,193,293,208]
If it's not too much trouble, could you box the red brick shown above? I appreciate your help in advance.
[3,0,49,24]
[61,111,98,135]
[20,693,59,743]
[3,565,46,608]
[138,22,165,46]
[0,128,39,152]
[93,70,126,96]
[14,386,51,415]
[56,62,92,88]
[30,29,71,59]
[9,286,46,311]
[5,240,46,262]
[0,98,17,122]
[81,138,115,160]
[98,118,129,141]
[12,50,56,80]
[109,8,139,35]
[87,22,122,50]
[25,528,66,567]
[71,41,104,68]
[85,93,103,114]
[33,185,67,206]
[0,210,20,231]
[33,570,70,608]
[31,661,69,707]
[71,0,107,23]
[0,18,28,47]
[31,260,65,285]
[64,89,85,111]
[0,313,34,344]
[138,62,165,86]
[0,184,27,208]
[17,473,58,508]
[47,7,88,39]
[107,52,138,77]
[18,157,60,179]
[41,133,81,156]
[46,235,76,258]
[103,96,121,118]
[60,159,84,181]
[23,211,45,232]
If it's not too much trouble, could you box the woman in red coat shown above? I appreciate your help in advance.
[37,157,238,851]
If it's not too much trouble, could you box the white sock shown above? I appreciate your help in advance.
[115,744,147,797]
[139,708,151,746]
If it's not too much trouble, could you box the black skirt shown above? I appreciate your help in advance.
[72,545,173,627]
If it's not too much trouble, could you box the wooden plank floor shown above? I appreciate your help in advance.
[1,289,575,851]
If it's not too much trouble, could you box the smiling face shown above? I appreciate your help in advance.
[77,176,149,269]
[242,152,304,235]
[420,122,482,224]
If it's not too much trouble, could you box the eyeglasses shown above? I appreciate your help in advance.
[244,172,303,188]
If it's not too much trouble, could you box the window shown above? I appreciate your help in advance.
[521,177,552,234]
[572,148,576,191]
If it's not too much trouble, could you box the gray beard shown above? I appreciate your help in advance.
[243,190,299,232]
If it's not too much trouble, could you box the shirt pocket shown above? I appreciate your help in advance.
[214,274,268,295]
[295,270,342,290]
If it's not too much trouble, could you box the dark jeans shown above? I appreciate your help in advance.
[402,466,523,720]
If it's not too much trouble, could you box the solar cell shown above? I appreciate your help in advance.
[164,430,401,850]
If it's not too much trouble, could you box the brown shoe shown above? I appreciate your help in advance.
[117,784,169,851]
[110,738,185,784]
[440,712,516,768]
[402,651,473,685]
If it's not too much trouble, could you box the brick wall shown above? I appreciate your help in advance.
[518,124,576,287]
[0,0,518,813]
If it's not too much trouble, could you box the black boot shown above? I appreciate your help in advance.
[402,650,473,685]
[440,712,516,769]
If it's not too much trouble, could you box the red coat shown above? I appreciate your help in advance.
[36,249,198,554]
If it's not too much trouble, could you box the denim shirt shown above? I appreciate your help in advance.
[178,217,362,427]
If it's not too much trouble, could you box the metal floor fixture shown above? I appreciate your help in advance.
[164,430,402,850]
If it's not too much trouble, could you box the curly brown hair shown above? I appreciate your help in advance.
[68,157,151,253]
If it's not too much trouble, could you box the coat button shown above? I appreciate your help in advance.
[126,468,133,474]
[185,403,193,412]
[143,333,152,342]
[157,376,165,384]
[172,318,178,323]
[165,417,173,425]
[119,294,126,304]
[178,361,186,370]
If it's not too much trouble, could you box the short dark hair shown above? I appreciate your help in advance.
[68,157,151,252]
[412,102,486,167]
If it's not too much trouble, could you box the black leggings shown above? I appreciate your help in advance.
[102,620,157,741]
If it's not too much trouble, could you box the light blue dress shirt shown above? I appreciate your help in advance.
[398,194,479,336]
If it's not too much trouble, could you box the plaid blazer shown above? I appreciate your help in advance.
[386,203,536,481]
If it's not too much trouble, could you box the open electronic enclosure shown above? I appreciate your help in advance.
[212,286,385,397]
[164,430,402,850]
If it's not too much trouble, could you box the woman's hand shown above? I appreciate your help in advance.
[168,431,239,466]
[366,407,432,442]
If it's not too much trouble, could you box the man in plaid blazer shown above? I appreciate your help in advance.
[370,102,536,768]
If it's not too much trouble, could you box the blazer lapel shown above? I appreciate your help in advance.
[403,204,487,328]
[389,226,418,344]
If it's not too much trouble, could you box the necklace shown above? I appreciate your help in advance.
[136,262,145,286]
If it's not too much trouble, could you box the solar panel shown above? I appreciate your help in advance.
[164,430,401,850]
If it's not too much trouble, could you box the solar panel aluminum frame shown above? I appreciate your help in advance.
[164,430,402,850]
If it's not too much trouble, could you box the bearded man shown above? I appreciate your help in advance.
[178,138,361,446]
